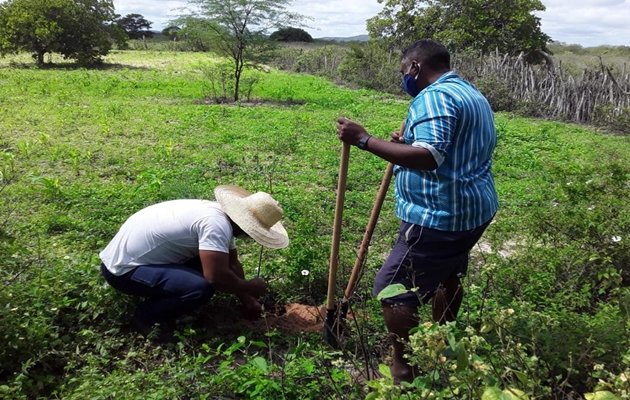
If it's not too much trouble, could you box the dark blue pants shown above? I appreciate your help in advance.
[101,259,215,324]
[373,219,491,306]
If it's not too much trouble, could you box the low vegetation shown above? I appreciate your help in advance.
[1,51,630,399]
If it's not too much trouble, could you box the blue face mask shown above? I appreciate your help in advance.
[402,63,421,97]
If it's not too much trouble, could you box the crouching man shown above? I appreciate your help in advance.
[99,185,289,342]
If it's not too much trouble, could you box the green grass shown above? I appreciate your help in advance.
[1,50,630,399]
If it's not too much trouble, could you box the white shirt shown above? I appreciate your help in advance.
[100,200,236,276]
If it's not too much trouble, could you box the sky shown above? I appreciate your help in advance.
[112,0,630,48]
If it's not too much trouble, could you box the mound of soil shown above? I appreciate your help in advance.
[201,302,327,335]
[249,303,326,333]
[245,303,366,336]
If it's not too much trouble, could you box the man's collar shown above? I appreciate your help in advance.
[433,70,458,84]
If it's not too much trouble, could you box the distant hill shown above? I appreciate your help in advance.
[150,30,369,43]
[315,35,369,42]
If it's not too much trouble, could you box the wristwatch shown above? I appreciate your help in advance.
[356,134,371,150]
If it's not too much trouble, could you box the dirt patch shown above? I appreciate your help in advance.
[247,303,326,333]
[200,302,327,335]
[195,98,307,107]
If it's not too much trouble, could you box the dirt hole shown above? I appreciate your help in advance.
[201,302,344,336]
[250,303,326,333]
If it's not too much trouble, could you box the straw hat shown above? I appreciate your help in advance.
[214,185,289,249]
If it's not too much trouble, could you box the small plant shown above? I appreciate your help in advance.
[135,170,163,193]
[16,140,32,157]
[153,141,174,161]
[240,70,262,102]
[199,61,236,103]
[30,175,63,200]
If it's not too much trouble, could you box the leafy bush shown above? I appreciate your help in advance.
[198,61,263,103]
[273,45,348,80]
[270,27,313,43]
[593,105,630,135]
[472,74,517,112]
[337,42,401,93]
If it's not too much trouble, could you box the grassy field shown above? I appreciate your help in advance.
[1,50,630,399]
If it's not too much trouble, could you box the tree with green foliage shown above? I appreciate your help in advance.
[55,0,126,64]
[367,0,550,59]
[0,0,123,65]
[162,25,181,40]
[174,0,306,101]
[173,17,215,52]
[116,13,154,40]
[270,27,313,43]
[0,0,64,65]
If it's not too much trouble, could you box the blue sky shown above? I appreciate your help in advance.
[112,0,630,47]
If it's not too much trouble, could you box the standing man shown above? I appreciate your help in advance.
[336,39,499,383]
[99,185,289,343]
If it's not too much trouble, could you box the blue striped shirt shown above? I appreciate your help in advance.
[394,71,499,231]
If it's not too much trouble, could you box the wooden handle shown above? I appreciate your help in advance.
[343,121,404,301]
[343,162,393,300]
[326,142,351,309]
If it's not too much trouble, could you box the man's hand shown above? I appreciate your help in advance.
[240,299,263,321]
[247,277,268,298]
[391,121,406,143]
[200,250,268,298]
[336,117,370,146]
[390,130,405,143]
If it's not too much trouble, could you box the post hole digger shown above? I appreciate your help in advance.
[323,123,403,347]
[323,142,351,346]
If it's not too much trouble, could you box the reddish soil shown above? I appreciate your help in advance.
[247,303,326,333]
[202,302,327,335]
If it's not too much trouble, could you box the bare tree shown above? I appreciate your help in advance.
[176,0,307,101]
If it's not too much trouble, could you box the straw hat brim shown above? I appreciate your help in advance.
[214,185,289,249]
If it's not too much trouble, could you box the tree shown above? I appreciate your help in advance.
[174,0,306,101]
[55,0,125,64]
[161,25,181,40]
[367,0,551,59]
[0,0,66,64]
[0,0,121,65]
[270,27,313,42]
[174,17,216,52]
[116,13,154,40]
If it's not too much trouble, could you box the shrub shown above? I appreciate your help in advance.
[337,42,401,93]
[198,61,263,103]
[592,105,630,135]
[269,27,313,43]
[472,74,517,112]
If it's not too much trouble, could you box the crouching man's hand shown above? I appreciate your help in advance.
[240,298,263,320]
[247,277,268,298]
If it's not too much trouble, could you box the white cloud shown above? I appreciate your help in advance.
[112,0,630,46]
[289,0,383,37]
[537,0,630,46]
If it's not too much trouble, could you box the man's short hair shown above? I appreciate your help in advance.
[401,39,450,71]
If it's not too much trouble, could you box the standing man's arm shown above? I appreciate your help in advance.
[336,117,438,170]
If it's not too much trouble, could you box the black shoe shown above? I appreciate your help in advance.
[131,316,179,344]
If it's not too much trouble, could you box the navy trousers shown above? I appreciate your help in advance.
[101,259,215,324]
